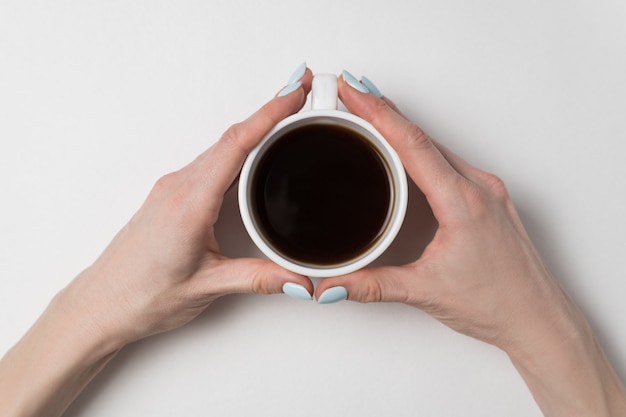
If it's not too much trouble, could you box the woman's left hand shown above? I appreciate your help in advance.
[58,69,314,349]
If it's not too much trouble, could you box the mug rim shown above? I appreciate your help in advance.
[238,109,407,277]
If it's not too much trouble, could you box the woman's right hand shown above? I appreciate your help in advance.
[316,73,626,417]
[320,74,578,354]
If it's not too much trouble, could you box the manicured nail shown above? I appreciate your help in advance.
[342,70,369,94]
[277,80,302,97]
[282,282,313,301]
[287,62,307,85]
[360,76,382,98]
[317,286,348,304]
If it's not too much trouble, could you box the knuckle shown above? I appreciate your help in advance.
[147,171,197,230]
[219,122,248,154]
[404,122,431,149]
[153,171,180,192]
[148,171,185,208]
[456,174,512,225]
[357,278,385,304]
[481,172,510,201]
[248,263,276,295]
[250,274,272,295]
[219,112,272,156]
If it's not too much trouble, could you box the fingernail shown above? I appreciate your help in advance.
[342,70,369,94]
[277,80,302,97]
[287,62,307,85]
[317,286,348,304]
[360,76,382,98]
[282,282,313,301]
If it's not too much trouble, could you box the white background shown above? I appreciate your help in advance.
[1,1,625,416]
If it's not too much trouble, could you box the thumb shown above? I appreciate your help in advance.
[315,265,422,304]
[208,257,314,298]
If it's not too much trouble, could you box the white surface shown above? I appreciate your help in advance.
[1,1,625,416]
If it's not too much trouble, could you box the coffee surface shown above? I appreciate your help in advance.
[251,123,391,266]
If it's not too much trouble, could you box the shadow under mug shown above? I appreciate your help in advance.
[238,74,407,277]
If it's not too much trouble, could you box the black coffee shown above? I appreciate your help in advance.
[250,123,392,266]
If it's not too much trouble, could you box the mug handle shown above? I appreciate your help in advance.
[311,74,338,110]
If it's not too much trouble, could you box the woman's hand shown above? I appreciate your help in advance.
[0,66,315,417]
[316,73,626,417]
[59,69,315,348]
[319,74,575,352]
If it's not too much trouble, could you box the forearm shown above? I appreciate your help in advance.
[508,311,626,417]
[0,292,122,417]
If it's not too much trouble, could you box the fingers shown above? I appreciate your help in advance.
[205,257,314,299]
[338,76,501,218]
[314,265,427,305]
[338,76,462,213]
[194,67,314,207]
[378,91,493,187]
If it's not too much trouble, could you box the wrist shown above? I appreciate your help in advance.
[49,285,127,360]
[52,264,142,353]
[0,287,122,417]
[505,307,626,416]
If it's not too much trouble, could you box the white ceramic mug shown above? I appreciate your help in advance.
[238,73,407,277]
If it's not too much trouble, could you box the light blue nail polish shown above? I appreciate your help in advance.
[317,286,348,304]
[277,80,302,97]
[342,70,369,94]
[360,76,382,98]
[287,62,307,85]
[282,282,313,301]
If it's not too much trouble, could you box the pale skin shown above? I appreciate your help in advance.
[0,71,317,417]
[318,77,626,416]
[0,66,624,416]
